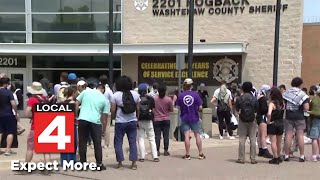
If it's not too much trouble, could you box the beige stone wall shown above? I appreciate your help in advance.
[122,0,303,88]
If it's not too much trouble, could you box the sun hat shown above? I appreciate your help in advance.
[27,82,46,95]
[0,73,6,78]
[77,80,86,86]
[68,73,77,80]
[138,83,149,91]
[260,84,271,95]
[184,78,193,85]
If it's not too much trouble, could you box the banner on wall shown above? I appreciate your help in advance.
[138,55,242,86]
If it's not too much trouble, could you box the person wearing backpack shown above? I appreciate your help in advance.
[211,82,235,140]
[111,76,140,170]
[136,83,159,162]
[54,72,69,103]
[24,82,51,175]
[257,85,273,159]
[235,82,259,164]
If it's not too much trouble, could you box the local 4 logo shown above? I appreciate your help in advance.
[34,103,75,153]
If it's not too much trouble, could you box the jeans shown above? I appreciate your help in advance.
[154,120,170,152]
[217,110,233,136]
[78,120,102,164]
[114,121,138,162]
[137,120,158,159]
[238,120,257,161]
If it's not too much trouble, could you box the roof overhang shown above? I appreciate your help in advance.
[0,42,247,55]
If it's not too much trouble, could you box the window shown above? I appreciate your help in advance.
[32,32,121,43]
[0,0,25,12]
[32,0,121,12]
[0,33,26,43]
[0,15,25,31]
[32,56,121,68]
[32,13,121,31]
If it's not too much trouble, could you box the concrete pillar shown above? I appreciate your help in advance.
[202,108,213,137]
[169,108,179,139]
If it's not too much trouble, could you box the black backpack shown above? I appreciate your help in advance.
[217,90,229,112]
[139,96,153,120]
[239,95,256,122]
[121,91,136,114]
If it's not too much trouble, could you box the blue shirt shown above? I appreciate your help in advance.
[0,88,14,117]
[76,88,110,124]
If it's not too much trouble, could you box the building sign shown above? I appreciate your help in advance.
[0,56,26,68]
[151,0,289,16]
[135,0,149,11]
[138,55,242,86]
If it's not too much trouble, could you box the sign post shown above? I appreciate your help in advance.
[187,0,194,78]
[176,54,185,142]
[273,0,281,86]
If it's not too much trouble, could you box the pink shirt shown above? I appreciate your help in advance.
[154,96,173,121]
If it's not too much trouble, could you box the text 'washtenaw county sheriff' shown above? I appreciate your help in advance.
[35,104,74,112]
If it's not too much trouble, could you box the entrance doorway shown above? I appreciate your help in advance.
[0,69,27,111]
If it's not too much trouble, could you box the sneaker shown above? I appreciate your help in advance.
[236,159,245,164]
[263,149,273,159]
[278,157,283,163]
[117,163,124,169]
[199,154,206,160]
[317,156,320,161]
[219,135,223,140]
[269,158,280,165]
[284,156,290,162]
[299,157,305,162]
[266,139,271,145]
[4,151,17,156]
[229,136,236,140]
[251,160,258,164]
[183,155,191,160]
[258,148,264,157]
[164,151,170,156]
[311,155,318,162]
[153,158,160,162]
[97,164,107,171]
[139,159,145,162]
[130,163,137,170]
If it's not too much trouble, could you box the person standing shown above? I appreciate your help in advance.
[136,83,159,162]
[76,82,109,170]
[211,82,235,140]
[148,83,159,98]
[154,84,173,156]
[279,84,286,95]
[111,76,140,170]
[54,72,69,96]
[267,87,285,164]
[307,87,320,162]
[176,78,205,160]
[235,82,259,164]
[257,85,273,158]
[283,77,309,162]
[24,82,51,174]
[0,76,18,156]
[198,83,209,108]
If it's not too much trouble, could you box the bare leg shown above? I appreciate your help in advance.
[25,150,34,162]
[260,123,268,149]
[284,130,293,156]
[6,134,13,152]
[270,135,277,158]
[296,129,305,156]
[276,135,282,158]
[194,132,203,155]
[312,139,318,156]
[184,130,191,155]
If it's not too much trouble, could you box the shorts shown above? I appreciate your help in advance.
[0,116,17,134]
[267,122,284,135]
[180,121,202,134]
[308,119,320,139]
[257,116,267,125]
[284,119,306,132]
[27,130,34,151]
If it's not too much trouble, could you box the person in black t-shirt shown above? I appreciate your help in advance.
[198,83,209,108]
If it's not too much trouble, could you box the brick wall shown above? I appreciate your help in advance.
[122,0,303,88]
[302,23,320,90]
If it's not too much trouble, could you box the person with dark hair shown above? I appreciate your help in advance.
[0,77,18,156]
[153,84,173,156]
[54,72,69,96]
[111,75,140,170]
[68,73,78,90]
[302,88,307,94]
[235,82,259,164]
[308,87,320,162]
[283,77,309,162]
[176,78,205,160]
[99,75,114,148]
[198,83,209,108]
[136,83,159,162]
[279,84,286,94]
[267,87,285,164]
[76,76,110,170]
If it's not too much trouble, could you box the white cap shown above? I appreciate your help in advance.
[184,78,193,85]
[200,83,205,87]
[77,80,86,86]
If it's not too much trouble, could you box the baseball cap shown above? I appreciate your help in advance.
[77,80,86,86]
[184,78,193,85]
[200,83,205,87]
[68,73,77,80]
[138,83,149,91]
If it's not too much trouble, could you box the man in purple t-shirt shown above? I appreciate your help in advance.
[176,78,205,160]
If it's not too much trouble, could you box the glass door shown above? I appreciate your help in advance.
[7,70,26,111]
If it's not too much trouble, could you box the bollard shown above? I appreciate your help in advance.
[169,108,179,139]
[201,108,213,137]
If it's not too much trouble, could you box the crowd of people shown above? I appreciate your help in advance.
[0,71,320,175]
